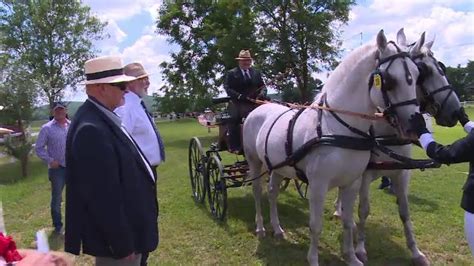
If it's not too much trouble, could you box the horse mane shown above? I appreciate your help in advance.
[318,43,377,100]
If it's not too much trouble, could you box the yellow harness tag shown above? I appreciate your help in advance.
[373,74,382,89]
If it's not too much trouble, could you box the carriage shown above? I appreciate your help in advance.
[188,97,308,221]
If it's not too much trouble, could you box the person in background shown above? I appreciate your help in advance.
[224,49,266,154]
[35,102,70,235]
[409,107,474,256]
[65,56,158,266]
[115,62,165,266]
[378,176,392,191]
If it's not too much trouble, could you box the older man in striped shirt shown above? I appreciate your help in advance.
[35,102,70,235]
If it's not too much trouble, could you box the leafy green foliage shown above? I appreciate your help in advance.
[0,0,106,107]
[3,132,34,178]
[156,0,354,110]
[445,61,474,101]
[0,63,37,126]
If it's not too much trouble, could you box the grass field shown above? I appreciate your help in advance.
[1,113,474,265]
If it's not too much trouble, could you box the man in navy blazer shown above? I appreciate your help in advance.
[65,56,158,266]
[224,50,266,153]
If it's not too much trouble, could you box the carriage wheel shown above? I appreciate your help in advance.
[279,178,291,192]
[188,137,207,203]
[295,179,308,199]
[206,154,227,221]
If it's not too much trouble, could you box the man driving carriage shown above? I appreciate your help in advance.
[224,49,266,154]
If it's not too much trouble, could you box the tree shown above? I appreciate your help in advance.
[0,61,37,178]
[0,0,107,108]
[254,1,353,102]
[445,61,474,101]
[156,0,354,106]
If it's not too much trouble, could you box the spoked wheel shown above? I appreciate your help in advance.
[188,137,207,203]
[295,179,309,199]
[206,154,227,221]
[279,178,291,192]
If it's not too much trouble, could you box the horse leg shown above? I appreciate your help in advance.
[333,188,342,218]
[340,178,364,266]
[391,170,429,266]
[249,158,266,238]
[268,172,285,238]
[307,179,328,266]
[355,171,374,263]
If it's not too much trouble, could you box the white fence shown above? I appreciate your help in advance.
[461,101,474,107]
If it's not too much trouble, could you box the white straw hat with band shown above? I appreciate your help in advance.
[81,56,137,85]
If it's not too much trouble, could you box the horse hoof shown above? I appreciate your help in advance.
[274,232,286,240]
[412,255,430,266]
[355,251,368,264]
[255,230,266,238]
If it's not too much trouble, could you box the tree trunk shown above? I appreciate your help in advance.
[20,154,29,178]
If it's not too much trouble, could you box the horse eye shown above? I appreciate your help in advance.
[438,61,447,73]
[384,73,396,90]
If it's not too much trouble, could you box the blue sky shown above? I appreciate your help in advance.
[67,0,473,100]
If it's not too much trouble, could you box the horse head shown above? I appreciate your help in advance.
[368,30,420,137]
[397,28,461,127]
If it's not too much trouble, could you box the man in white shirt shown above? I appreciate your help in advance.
[114,62,165,266]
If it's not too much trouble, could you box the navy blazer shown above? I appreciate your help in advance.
[224,67,265,102]
[426,130,474,213]
[64,100,159,258]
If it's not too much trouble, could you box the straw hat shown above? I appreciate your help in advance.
[235,50,253,60]
[81,56,137,85]
[124,63,149,79]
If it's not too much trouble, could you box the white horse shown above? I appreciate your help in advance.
[332,29,462,265]
[243,30,421,265]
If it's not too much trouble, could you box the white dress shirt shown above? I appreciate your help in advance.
[241,68,251,79]
[115,92,162,166]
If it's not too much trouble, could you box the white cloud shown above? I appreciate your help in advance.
[84,0,161,21]
[122,34,173,95]
[92,18,126,56]
[341,2,474,67]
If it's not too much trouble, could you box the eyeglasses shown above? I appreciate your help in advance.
[139,77,149,83]
[110,82,127,91]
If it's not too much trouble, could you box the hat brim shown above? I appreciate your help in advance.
[53,105,66,110]
[80,74,137,85]
[235,57,253,60]
[135,73,149,79]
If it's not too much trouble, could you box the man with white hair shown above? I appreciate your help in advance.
[65,56,159,266]
[115,62,165,266]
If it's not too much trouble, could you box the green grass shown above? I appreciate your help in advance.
[1,115,474,265]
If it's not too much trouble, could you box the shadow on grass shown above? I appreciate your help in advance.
[225,193,309,234]
[165,135,217,150]
[224,193,412,265]
[48,231,64,251]
[252,219,412,266]
[408,194,439,212]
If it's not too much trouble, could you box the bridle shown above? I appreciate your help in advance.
[412,52,456,118]
[369,41,419,128]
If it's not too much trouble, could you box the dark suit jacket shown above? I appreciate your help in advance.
[64,99,159,259]
[224,67,265,102]
[426,130,474,213]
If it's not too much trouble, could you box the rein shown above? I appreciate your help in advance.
[248,98,385,121]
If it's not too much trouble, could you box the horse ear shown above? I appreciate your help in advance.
[411,32,426,54]
[376,29,387,51]
[425,40,434,50]
[397,28,407,47]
